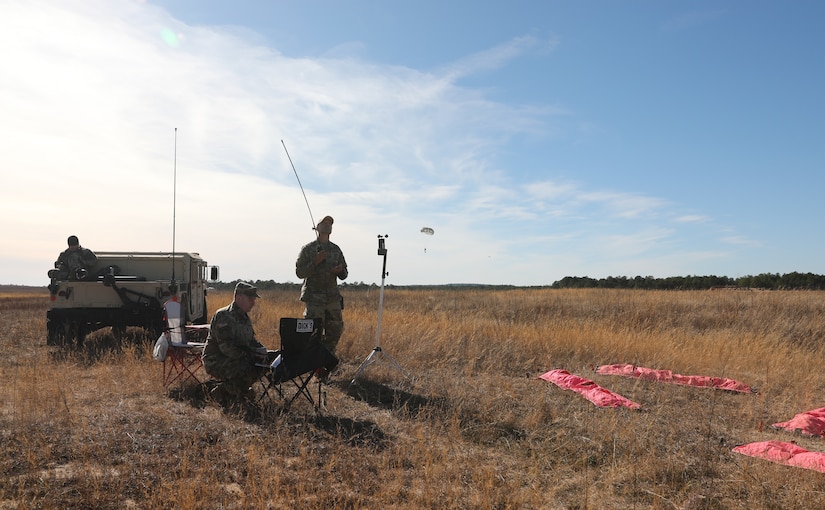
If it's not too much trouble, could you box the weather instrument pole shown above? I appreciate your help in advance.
[350,235,412,387]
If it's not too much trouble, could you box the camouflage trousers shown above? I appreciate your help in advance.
[303,299,344,355]
[202,354,265,396]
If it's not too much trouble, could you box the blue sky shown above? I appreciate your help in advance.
[2,0,823,286]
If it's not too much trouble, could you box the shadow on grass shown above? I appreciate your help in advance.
[342,378,447,417]
[166,380,389,447]
[167,381,211,408]
[311,414,389,449]
[168,381,274,423]
[48,327,153,365]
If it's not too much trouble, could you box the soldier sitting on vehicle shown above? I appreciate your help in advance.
[202,282,269,404]
[48,235,98,281]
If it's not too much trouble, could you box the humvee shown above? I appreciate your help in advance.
[46,252,218,348]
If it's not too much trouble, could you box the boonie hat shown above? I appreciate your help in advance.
[235,281,260,298]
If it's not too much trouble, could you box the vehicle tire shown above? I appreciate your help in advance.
[149,318,166,341]
[47,318,61,346]
[75,324,87,350]
[112,323,126,341]
[62,321,78,349]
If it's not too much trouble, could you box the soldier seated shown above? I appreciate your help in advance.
[201,282,268,404]
[48,235,97,281]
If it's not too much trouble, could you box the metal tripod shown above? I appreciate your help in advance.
[350,235,411,387]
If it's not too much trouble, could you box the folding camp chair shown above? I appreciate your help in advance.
[160,299,210,387]
[258,317,338,410]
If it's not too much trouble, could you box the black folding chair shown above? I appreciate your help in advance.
[258,318,338,410]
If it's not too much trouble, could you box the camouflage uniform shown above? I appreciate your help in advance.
[49,246,97,280]
[202,301,265,396]
[295,239,348,354]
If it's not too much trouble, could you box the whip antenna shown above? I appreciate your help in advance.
[281,139,316,233]
[170,128,178,294]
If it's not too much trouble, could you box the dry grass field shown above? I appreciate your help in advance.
[3,285,825,509]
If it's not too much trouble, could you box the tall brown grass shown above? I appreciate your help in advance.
[3,286,825,508]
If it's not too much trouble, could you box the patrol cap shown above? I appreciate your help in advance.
[316,215,334,233]
[67,235,79,246]
[234,281,260,298]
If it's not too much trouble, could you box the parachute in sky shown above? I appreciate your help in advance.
[420,227,434,252]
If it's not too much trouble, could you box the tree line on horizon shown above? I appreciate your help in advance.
[550,272,825,290]
[210,271,825,292]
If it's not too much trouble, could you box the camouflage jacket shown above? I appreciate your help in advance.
[202,301,264,362]
[295,239,348,304]
[55,247,97,276]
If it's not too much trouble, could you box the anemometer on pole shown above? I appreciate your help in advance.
[350,235,412,387]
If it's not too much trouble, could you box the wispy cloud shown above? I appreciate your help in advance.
[721,235,761,247]
[439,35,560,82]
[674,214,710,223]
[578,191,668,219]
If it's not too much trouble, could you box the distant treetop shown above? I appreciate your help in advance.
[550,272,825,290]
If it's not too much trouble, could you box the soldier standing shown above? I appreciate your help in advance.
[202,281,268,402]
[295,215,348,358]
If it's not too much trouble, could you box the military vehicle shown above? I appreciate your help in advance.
[46,252,218,348]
